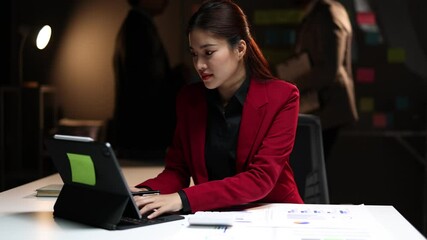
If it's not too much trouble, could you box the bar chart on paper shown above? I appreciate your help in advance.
[169,204,394,240]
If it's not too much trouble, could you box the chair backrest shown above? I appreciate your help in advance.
[290,114,330,204]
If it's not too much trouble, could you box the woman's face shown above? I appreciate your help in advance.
[189,29,245,90]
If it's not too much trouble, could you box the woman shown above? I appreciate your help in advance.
[134,0,303,219]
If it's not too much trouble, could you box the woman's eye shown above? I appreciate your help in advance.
[206,51,213,56]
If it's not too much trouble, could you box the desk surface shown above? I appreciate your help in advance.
[1,167,425,240]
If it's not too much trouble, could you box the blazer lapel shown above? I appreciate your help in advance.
[189,89,209,183]
[236,79,268,172]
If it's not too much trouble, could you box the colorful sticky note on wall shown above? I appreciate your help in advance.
[265,30,280,46]
[283,29,296,45]
[359,97,374,112]
[356,12,376,25]
[264,29,296,46]
[356,68,375,83]
[372,113,392,128]
[354,0,372,13]
[365,31,383,45]
[396,96,409,110]
[254,9,303,25]
[262,28,296,47]
[387,48,406,63]
[262,48,292,65]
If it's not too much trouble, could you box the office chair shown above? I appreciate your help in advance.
[290,113,330,204]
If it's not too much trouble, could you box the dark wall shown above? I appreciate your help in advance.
[1,0,427,236]
[1,2,12,86]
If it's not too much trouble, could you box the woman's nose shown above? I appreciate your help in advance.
[195,58,207,72]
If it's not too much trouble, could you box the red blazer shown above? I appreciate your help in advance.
[137,77,303,212]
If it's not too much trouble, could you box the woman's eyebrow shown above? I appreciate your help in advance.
[189,43,217,51]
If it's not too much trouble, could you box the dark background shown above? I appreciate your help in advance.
[1,0,426,236]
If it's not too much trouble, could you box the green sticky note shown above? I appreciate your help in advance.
[254,9,303,25]
[359,97,374,112]
[387,48,406,63]
[67,153,96,186]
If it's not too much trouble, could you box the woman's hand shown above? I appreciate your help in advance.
[134,193,183,219]
[129,187,148,193]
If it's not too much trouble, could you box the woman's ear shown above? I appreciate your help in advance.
[237,39,247,59]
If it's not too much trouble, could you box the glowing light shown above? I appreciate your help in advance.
[36,25,52,50]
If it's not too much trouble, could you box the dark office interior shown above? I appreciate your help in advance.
[1,0,426,236]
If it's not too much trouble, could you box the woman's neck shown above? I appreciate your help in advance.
[218,65,246,107]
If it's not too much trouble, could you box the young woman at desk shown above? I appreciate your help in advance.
[133,0,303,219]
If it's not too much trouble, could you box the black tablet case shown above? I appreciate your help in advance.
[44,138,161,230]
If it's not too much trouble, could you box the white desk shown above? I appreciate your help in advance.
[1,167,425,240]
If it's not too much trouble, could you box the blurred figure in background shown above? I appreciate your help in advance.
[277,0,358,161]
[109,0,176,159]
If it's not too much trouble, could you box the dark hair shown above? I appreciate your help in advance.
[187,0,274,80]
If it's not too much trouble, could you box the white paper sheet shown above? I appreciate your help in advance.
[166,204,393,240]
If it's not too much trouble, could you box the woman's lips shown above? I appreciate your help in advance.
[201,73,213,81]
